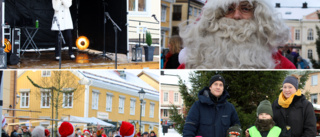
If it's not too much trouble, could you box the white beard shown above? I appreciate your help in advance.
[184,18,276,69]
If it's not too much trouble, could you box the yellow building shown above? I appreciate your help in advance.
[138,71,159,91]
[303,72,320,104]
[15,70,159,135]
[161,0,176,48]
[171,0,204,36]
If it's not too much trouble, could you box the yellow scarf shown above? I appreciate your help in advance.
[278,89,302,108]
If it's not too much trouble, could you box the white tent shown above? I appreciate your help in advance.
[60,116,115,127]
[313,104,320,110]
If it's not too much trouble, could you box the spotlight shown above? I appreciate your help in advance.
[76,36,89,50]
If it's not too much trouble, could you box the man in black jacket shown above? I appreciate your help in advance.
[11,125,21,137]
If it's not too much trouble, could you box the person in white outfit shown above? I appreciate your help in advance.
[51,0,75,60]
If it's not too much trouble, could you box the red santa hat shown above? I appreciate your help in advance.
[119,121,135,137]
[2,115,6,128]
[58,122,75,137]
[45,129,50,136]
[83,129,90,135]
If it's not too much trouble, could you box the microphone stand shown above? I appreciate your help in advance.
[101,1,112,61]
[54,17,66,69]
[105,12,121,69]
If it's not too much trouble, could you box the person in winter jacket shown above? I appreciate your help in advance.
[272,75,316,137]
[246,100,281,137]
[183,74,240,137]
[177,0,296,69]
[31,126,46,137]
[51,0,75,60]
[164,35,182,69]
[149,130,156,137]
[2,116,9,137]
[21,126,32,137]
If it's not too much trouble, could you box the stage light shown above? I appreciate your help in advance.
[4,38,12,53]
[76,36,89,50]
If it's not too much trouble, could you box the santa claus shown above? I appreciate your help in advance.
[178,0,296,69]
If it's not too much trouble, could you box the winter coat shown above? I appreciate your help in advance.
[272,95,317,137]
[2,129,10,137]
[164,53,180,69]
[51,0,73,31]
[183,87,240,137]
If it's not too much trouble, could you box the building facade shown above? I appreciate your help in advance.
[14,70,159,135]
[161,0,176,48]
[303,72,320,104]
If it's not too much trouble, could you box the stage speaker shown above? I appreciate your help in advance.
[12,28,21,57]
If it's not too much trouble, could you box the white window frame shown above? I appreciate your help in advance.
[20,89,30,108]
[92,90,100,110]
[164,92,168,102]
[41,71,51,77]
[142,101,146,117]
[149,102,155,118]
[130,98,136,115]
[161,5,167,22]
[40,89,51,108]
[163,109,168,117]
[62,92,73,108]
[308,49,313,59]
[194,8,197,16]
[295,29,300,40]
[307,28,314,40]
[174,93,179,102]
[106,93,113,112]
[311,94,318,104]
[161,31,166,48]
[311,75,318,86]
[188,6,193,16]
[119,96,126,114]
[128,0,150,17]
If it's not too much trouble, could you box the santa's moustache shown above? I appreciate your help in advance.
[183,17,276,69]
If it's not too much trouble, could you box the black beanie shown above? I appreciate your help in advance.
[283,76,298,90]
[226,124,242,137]
[257,100,273,117]
[209,75,225,87]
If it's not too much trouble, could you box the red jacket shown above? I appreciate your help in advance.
[178,52,296,69]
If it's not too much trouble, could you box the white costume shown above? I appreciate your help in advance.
[51,0,73,31]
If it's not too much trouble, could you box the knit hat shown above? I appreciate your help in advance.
[119,121,135,137]
[209,75,225,87]
[283,76,298,90]
[142,132,149,135]
[226,124,242,137]
[58,122,75,137]
[31,126,45,137]
[257,100,273,117]
[2,115,6,128]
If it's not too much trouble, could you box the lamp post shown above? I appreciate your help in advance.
[138,88,145,135]
[16,93,20,104]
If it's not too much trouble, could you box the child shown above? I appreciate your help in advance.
[246,100,281,137]
[226,124,242,137]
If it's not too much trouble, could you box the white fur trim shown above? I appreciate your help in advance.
[178,48,187,64]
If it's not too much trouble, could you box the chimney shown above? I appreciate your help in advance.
[302,2,308,8]
[275,3,280,8]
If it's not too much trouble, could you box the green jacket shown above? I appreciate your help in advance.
[249,126,281,137]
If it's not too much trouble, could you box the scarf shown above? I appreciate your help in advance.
[254,119,275,132]
[278,89,301,108]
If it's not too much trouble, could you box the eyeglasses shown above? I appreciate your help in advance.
[225,1,255,15]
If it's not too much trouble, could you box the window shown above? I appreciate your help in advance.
[106,93,113,112]
[161,5,167,22]
[311,94,318,104]
[189,6,193,15]
[312,75,318,86]
[295,29,300,40]
[129,0,146,12]
[172,27,179,36]
[164,92,168,102]
[174,93,178,102]
[142,102,146,117]
[141,125,145,133]
[41,71,51,77]
[161,31,166,48]
[119,96,125,113]
[194,8,198,16]
[163,109,168,117]
[130,98,136,115]
[173,5,182,21]
[307,29,314,40]
[92,90,99,110]
[308,49,313,59]
[63,92,73,108]
[149,103,155,118]
[198,9,201,15]
[20,91,30,108]
[41,89,50,108]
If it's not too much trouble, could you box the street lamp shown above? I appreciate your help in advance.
[138,88,145,135]
[16,93,20,104]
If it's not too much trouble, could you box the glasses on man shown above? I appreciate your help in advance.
[225,1,255,15]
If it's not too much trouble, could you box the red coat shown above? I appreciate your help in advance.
[178,52,296,69]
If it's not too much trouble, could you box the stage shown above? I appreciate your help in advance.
[7,49,159,69]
